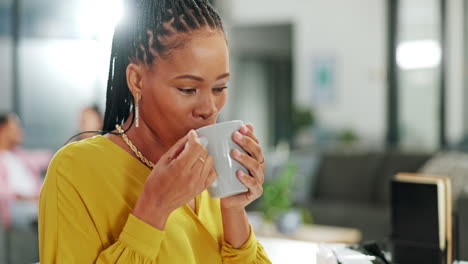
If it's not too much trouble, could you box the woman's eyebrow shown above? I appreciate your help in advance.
[173,73,230,82]
[216,73,230,80]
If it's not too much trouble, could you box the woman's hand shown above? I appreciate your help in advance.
[133,130,217,229]
[221,123,265,210]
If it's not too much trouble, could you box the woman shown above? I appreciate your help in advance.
[0,113,51,229]
[78,105,103,140]
[39,0,271,263]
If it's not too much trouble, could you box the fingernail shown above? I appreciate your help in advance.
[189,130,196,137]
[233,149,241,158]
[240,125,248,134]
[187,130,198,146]
[246,123,254,132]
[237,170,245,178]
[234,131,243,141]
[190,130,200,142]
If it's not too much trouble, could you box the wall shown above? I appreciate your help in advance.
[397,0,465,150]
[447,0,465,145]
[0,37,12,112]
[397,0,440,150]
[17,39,108,149]
[225,0,387,145]
[223,25,292,148]
[228,24,292,57]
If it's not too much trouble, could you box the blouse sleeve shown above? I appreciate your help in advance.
[221,225,272,264]
[39,153,165,264]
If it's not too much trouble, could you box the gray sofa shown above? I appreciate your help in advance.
[297,151,432,241]
[455,192,468,260]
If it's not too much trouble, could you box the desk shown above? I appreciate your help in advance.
[257,237,318,264]
[257,237,374,264]
[255,222,362,244]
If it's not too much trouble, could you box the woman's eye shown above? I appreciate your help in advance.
[177,88,197,94]
[213,86,228,93]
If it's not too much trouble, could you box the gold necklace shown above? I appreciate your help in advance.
[115,124,155,168]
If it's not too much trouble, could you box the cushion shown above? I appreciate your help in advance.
[373,152,431,204]
[314,152,384,202]
[305,199,389,241]
[419,151,468,202]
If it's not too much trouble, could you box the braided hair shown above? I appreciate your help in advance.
[102,0,224,133]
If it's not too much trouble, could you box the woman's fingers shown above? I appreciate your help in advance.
[232,149,265,184]
[170,131,215,192]
[163,131,191,163]
[241,124,259,144]
[175,130,208,168]
[196,154,212,178]
[232,131,264,164]
[204,166,218,189]
[190,151,209,174]
[237,171,263,199]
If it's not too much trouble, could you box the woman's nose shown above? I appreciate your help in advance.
[193,94,217,120]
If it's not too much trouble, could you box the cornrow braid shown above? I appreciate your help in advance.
[102,0,224,133]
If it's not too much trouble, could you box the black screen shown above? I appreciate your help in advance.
[391,180,445,264]
[391,181,440,244]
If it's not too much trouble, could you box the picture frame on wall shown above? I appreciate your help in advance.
[311,56,338,105]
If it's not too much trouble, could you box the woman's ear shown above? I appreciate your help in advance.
[126,63,144,99]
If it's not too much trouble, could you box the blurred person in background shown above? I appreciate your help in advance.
[39,0,271,263]
[0,112,52,229]
[78,104,103,140]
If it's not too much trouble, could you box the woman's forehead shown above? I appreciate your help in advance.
[150,32,229,77]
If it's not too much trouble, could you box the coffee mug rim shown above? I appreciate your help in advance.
[195,120,243,133]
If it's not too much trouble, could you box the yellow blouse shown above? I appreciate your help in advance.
[39,136,271,263]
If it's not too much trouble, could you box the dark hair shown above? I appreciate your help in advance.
[0,112,12,127]
[102,0,224,133]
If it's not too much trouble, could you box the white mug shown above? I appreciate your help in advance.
[195,120,249,198]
